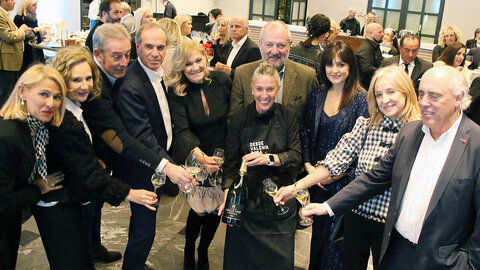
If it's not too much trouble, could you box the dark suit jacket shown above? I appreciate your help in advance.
[82,67,164,176]
[327,115,480,269]
[466,38,478,49]
[467,47,480,69]
[381,55,433,92]
[116,60,173,187]
[222,36,261,79]
[163,1,177,19]
[85,20,103,53]
[356,38,383,89]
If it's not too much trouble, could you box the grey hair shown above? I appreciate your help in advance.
[135,22,166,45]
[120,2,131,13]
[93,23,131,51]
[348,7,356,12]
[251,62,281,88]
[448,71,472,111]
[260,20,291,43]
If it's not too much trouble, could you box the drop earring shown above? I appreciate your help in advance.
[21,98,25,106]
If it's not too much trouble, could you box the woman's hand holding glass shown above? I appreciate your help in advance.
[295,188,313,226]
[263,178,289,215]
[182,150,208,193]
[274,184,296,205]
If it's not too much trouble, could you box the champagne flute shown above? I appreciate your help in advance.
[295,188,313,226]
[183,150,206,193]
[263,178,289,215]
[151,172,166,207]
[210,148,224,186]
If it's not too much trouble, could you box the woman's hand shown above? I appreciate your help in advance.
[305,162,315,174]
[243,152,267,167]
[163,162,197,187]
[126,189,158,211]
[203,155,220,173]
[274,184,296,205]
[33,172,65,195]
[301,203,328,218]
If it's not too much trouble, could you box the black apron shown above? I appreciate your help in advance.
[223,105,297,270]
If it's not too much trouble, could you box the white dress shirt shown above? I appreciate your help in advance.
[398,57,415,78]
[88,0,100,20]
[138,58,173,173]
[65,98,92,143]
[226,34,248,67]
[395,112,463,244]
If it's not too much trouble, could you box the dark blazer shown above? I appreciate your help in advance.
[466,38,478,49]
[356,38,383,89]
[432,45,446,63]
[222,36,261,79]
[85,20,103,53]
[81,67,163,176]
[381,55,433,92]
[13,14,44,71]
[467,47,480,69]
[327,115,480,269]
[163,1,177,19]
[115,60,173,185]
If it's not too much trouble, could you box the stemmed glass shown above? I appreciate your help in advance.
[263,178,289,215]
[183,150,207,193]
[295,188,313,226]
[210,148,224,186]
[151,172,166,207]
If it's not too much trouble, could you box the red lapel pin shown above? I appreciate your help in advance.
[460,138,467,144]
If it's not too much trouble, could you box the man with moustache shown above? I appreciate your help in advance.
[82,23,193,269]
[356,22,384,89]
[86,0,123,53]
[229,20,318,123]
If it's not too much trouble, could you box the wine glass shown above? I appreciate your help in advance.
[263,178,289,215]
[183,150,207,193]
[210,148,224,186]
[151,172,166,207]
[295,188,313,226]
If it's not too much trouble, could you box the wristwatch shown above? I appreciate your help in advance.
[266,154,275,166]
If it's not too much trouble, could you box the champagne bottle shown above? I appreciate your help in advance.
[222,159,248,227]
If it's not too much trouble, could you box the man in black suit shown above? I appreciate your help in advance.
[85,0,122,53]
[83,23,193,270]
[302,66,480,269]
[116,22,194,270]
[215,16,261,79]
[381,33,432,93]
[356,22,384,89]
[161,0,177,19]
[467,47,480,70]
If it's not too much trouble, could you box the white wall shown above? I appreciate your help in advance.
[442,0,480,42]
[142,0,216,16]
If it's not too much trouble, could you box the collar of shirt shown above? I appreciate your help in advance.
[398,57,416,68]
[421,111,463,142]
[232,34,248,48]
[65,98,83,115]
[380,115,403,130]
[318,43,323,51]
[138,57,165,84]
[94,56,118,86]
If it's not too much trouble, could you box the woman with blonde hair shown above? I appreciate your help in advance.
[168,39,231,270]
[158,18,183,78]
[175,14,193,38]
[210,16,232,66]
[432,25,462,62]
[14,0,45,71]
[276,65,420,269]
[0,64,66,269]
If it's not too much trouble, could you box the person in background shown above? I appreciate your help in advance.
[129,7,154,59]
[14,0,45,72]
[380,27,399,55]
[214,15,261,79]
[466,28,480,49]
[357,22,384,89]
[158,18,183,81]
[175,14,193,39]
[209,16,232,67]
[360,12,378,36]
[289,13,330,78]
[432,25,461,62]
[85,0,122,53]
[323,19,339,46]
[276,66,421,270]
[219,62,301,270]
[120,2,134,33]
[162,0,177,19]
[0,0,29,107]
[205,8,223,35]
[339,7,361,36]
[88,0,100,30]
[299,40,368,270]
[434,41,470,86]
[168,40,231,270]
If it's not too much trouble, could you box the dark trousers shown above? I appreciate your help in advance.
[32,203,88,270]
[0,213,21,270]
[0,70,19,107]
[343,211,385,270]
[381,229,416,270]
[81,199,106,270]
[184,209,221,269]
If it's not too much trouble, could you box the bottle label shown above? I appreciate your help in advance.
[223,203,245,220]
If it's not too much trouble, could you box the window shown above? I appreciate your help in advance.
[367,0,445,44]
[249,0,307,25]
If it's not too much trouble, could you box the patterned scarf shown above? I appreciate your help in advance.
[27,114,49,183]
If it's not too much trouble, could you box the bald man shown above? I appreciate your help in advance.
[356,22,384,89]
[215,16,261,79]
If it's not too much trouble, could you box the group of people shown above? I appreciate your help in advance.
[1,1,480,270]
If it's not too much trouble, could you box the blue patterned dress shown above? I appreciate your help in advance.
[301,85,368,270]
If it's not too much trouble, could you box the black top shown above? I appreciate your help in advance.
[13,14,44,69]
[339,17,361,36]
[86,20,103,53]
[289,39,322,79]
[356,38,383,89]
[169,70,232,163]
[466,39,478,49]
[432,45,446,62]
[210,38,231,67]
[163,1,177,19]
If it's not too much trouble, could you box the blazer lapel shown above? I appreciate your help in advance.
[282,60,297,106]
[411,58,422,81]
[231,38,249,68]
[423,115,470,220]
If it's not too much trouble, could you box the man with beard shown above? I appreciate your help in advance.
[229,20,319,123]
[356,22,384,89]
[86,0,122,53]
